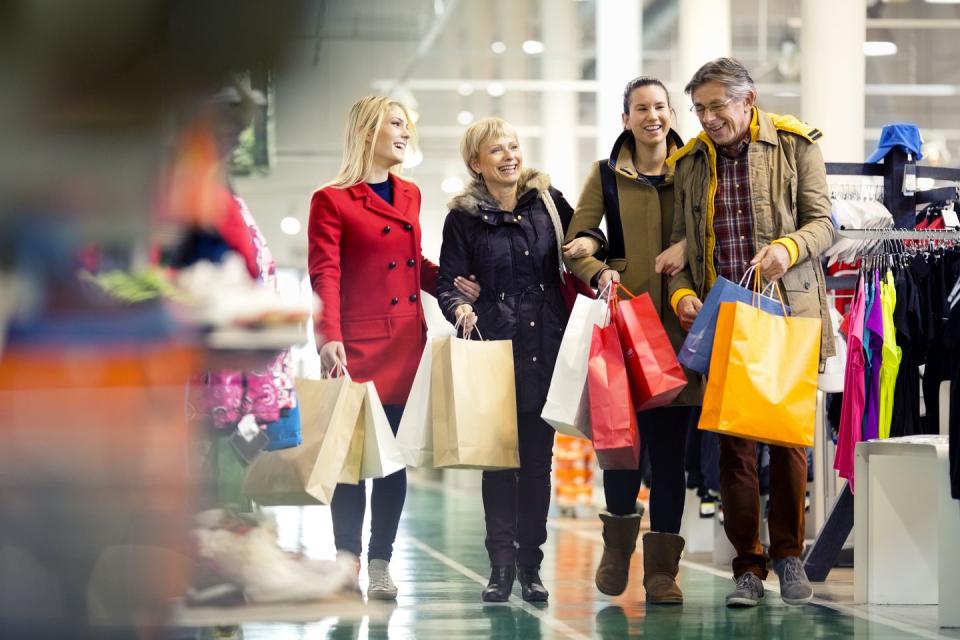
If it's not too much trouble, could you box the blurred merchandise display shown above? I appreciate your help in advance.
[553,435,595,517]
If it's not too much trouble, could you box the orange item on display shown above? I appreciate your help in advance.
[553,435,594,512]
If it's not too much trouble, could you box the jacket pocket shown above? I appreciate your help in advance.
[607,258,629,274]
[780,264,820,319]
[342,316,392,342]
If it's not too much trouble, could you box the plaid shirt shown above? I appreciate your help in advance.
[713,143,755,283]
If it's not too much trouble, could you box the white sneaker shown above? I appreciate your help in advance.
[367,559,398,600]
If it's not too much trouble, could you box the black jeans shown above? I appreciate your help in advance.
[481,413,556,568]
[603,406,693,533]
[330,404,406,562]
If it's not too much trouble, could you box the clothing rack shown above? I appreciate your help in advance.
[836,228,960,240]
[804,157,960,582]
[826,152,960,227]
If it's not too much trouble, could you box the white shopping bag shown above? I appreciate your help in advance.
[541,293,607,439]
[396,339,435,467]
[358,382,407,479]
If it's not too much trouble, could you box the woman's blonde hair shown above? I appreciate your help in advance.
[460,117,519,181]
[325,95,416,188]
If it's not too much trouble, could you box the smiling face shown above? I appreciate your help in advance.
[622,84,671,149]
[690,80,755,147]
[371,104,411,170]
[470,135,523,192]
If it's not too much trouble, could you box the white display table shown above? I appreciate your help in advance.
[853,435,960,628]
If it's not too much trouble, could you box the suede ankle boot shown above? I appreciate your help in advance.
[594,511,642,596]
[642,532,685,604]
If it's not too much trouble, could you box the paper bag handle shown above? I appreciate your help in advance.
[750,267,788,316]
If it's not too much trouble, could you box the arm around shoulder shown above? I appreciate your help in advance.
[437,211,473,325]
[563,163,608,285]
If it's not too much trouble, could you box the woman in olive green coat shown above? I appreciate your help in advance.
[564,76,699,605]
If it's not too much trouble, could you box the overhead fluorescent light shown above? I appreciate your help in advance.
[522,40,544,55]
[280,216,301,236]
[487,82,505,97]
[490,41,506,54]
[863,41,898,56]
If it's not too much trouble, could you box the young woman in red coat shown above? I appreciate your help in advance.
[307,96,477,600]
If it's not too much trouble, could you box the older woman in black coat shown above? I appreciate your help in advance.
[437,117,581,604]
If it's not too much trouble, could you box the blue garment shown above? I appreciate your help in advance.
[866,123,923,163]
[368,179,394,205]
[264,405,302,451]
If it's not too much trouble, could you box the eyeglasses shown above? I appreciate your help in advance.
[690,97,736,117]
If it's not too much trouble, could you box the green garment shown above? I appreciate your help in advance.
[878,269,902,439]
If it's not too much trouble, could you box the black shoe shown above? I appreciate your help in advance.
[517,565,549,602]
[481,565,516,603]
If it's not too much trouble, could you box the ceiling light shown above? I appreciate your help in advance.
[863,41,897,56]
[522,40,544,55]
[441,177,465,194]
[487,82,505,97]
[490,41,506,54]
[925,0,960,4]
[280,216,301,236]
[402,147,423,169]
[456,110,474,125]
[457,82,474,97]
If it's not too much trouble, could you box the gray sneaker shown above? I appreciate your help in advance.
[773,557,813,605]
[725,572,764,607]
[367,559,398,600]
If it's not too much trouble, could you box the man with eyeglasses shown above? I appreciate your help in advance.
[666,57,836,608]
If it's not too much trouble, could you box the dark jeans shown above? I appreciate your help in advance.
[331,404,406,562]
[719,435,806,579]
[482,413,555,568]
[684,409,720,495]
[603,406,693,534]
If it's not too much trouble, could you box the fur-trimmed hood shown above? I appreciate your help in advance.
[446,168,551,216]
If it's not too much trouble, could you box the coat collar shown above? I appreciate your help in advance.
[608,128,684,184]
[667,107,821,167]
[446,168,551,217]
[344,173,415,223]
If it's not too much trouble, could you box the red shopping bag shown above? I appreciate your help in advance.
[612,284,687,410]
[587,322,641,470]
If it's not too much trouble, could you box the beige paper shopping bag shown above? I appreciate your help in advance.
[358,381,406,479]
[431,336,519,470]
[243,376,365,505]
[395,339,435,467]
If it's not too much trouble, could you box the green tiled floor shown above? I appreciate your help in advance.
[192,482,960,639]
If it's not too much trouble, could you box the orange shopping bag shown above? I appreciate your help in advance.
[611,284,687,410]
[698,272,821,448]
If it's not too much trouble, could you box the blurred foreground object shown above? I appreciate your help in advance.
[0,1,303,635]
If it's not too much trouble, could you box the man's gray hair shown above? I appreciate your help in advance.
[684,57,757,100]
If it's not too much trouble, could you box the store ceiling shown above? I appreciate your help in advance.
[237,0,960,268]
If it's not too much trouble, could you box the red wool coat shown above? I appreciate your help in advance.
[308,174,439,405]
